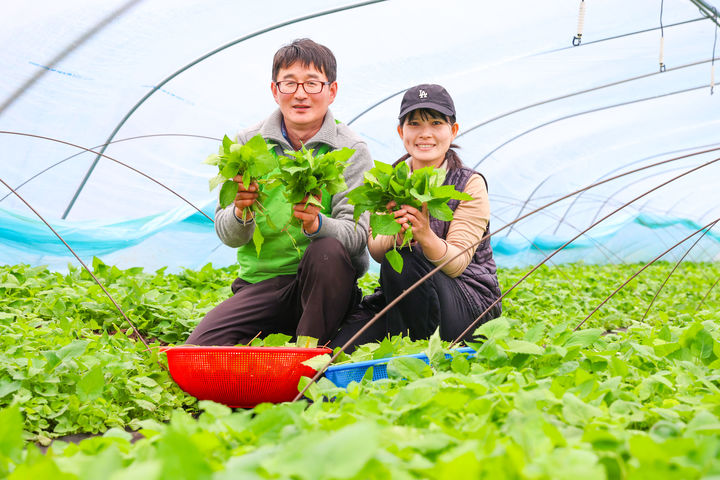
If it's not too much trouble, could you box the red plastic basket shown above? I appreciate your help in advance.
[162,346,331,408]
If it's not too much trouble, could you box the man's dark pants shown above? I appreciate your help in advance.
[186,237,359,346]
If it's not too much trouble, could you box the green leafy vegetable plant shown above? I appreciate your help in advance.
[204,134,278,255]
[267,144,354,223]
[2,261,720,478]
[346,161,472,272]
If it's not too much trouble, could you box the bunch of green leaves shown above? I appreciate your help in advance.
[204,134,278,254]
[267,145,354,221]
[346,161,473,272]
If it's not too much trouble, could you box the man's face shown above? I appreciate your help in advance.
[271,62,337,132]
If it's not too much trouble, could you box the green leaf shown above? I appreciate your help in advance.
[262,422,378,480]
[222,134,232,151]
[505,339,544,355]
[244,134,278,175]
[218,180,238,209]
[409,187,434,203]
[385,248,404,273]
[373,160,393,175]
[259,333,293,346]
[387,357,432,381]
[207,173,225,191]
[370,213,401,236]
[220,160,240,179]
[430,184,474,201]
[563,329,603,349]
[0,405,24,463]
[450,355,470,375]
[252,223,264,257]
[300,354,332,371]
[427,200,454,221]
[203,153,220,166]
[425,329,445,368]
[691,328,714,359]
[157,428,213,480]
[524,323,546,343]
[76,364,105,401]
[283,166,306,175]
[562,392,604,425]
[686,410,720,434]
[57,339,88,360]
[198,400,232,419]
[0,380,21,399]
[653,341,681,357]
[475,317,510,341]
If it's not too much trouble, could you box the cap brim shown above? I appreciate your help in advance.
[398,102,455,119]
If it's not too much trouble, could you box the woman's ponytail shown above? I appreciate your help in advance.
[444,144,462,170]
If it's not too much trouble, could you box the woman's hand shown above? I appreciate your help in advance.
[398,203,432,245]
[384,201,432,247]
[384,200,410,246]
[389,202,447,260]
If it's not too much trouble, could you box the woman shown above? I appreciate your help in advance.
[352,84,502,344]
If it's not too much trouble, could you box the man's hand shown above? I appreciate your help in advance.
[233,175,259,222]
[293,194,322,234]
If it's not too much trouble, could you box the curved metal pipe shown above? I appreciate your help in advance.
[503,175,551,237]
[0,133,218,204]
[492,195,625,264]
[457,57,719,143]
[641,220,718,322]
[344,21,711,131]
[449,155,720,346]
[0,177,150,349]
[587,163,714,226]
[1,131,214,223]
[295,149,720,399]
[470,83,711,169]
[577,217,720,330]
[62,0,387,220]
[554,142,720,234]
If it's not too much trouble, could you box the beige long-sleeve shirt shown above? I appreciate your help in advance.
[368,172,490,278]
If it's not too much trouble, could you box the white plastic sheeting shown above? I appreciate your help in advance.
[1,0,719,271]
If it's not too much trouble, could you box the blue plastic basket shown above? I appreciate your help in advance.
[324,347,475,388]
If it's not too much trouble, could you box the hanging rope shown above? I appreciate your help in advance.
[659,0,666,72]
[573,0,586,46]
[712,7,718,93]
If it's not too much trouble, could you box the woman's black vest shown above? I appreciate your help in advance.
[429,166,503,318]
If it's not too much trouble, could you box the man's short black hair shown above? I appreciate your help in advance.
[272,38,337,83]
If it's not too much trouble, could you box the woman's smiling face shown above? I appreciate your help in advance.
[397,109,459,168]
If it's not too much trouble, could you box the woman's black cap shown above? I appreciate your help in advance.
[398,84,456,119]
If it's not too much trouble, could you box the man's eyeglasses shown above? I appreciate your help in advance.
[275,80,331,94]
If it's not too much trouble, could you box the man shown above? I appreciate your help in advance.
[186,38,372,348]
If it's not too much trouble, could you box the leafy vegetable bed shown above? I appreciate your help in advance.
[1,260,719,479]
